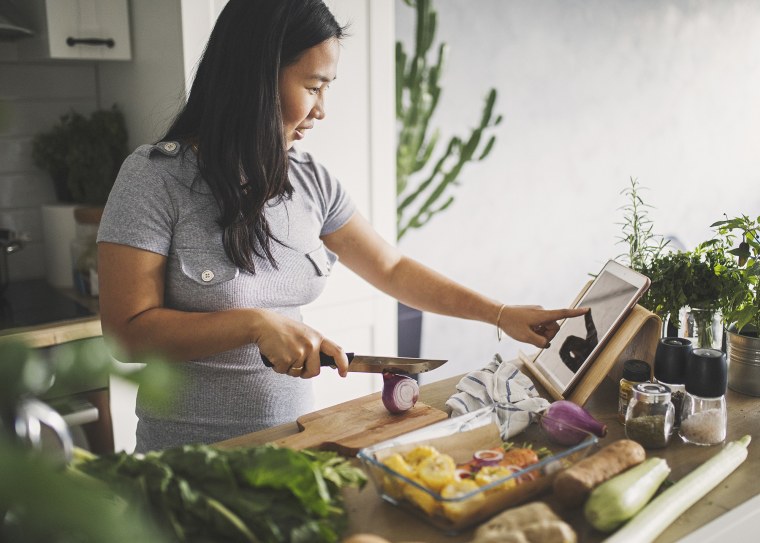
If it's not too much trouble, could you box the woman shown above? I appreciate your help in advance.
[97,0,586,452]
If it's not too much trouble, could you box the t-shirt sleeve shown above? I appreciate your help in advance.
[96,153,176,256]
[308,158,356,236]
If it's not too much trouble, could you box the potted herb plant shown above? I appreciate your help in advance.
[709,215,760,396]
[640,246,738,349]
[614,178,736,348]
[31,105,128,290]
[32,105,128,206]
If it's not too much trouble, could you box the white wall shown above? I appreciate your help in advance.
[394,0,760,383]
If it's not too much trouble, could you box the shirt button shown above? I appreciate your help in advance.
[201,270,214,282]
[164,142,177,152]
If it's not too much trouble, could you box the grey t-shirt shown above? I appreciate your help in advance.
[97,141,355,452]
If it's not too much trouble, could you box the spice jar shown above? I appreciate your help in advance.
[680,348,727,446]
[653,337,692,430]
[618,359,651,424]
[625,383,674,449]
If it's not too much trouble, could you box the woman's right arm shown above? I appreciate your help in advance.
[97,242,348,376]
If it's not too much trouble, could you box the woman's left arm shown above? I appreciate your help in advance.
[322,213,586,348]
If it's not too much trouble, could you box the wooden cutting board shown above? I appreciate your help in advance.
[273,391,448,456]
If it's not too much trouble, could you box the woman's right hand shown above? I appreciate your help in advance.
[253,310,350,379]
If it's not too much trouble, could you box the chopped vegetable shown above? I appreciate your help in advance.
[440,479,484,523]
[553,439,646,507]
[605,435,751,543]
[473,449,505,466]
[583,457,671,532]
[541,400,608,445]
[73,444,366,543]
[382,372,419,413]
[501,447,540,468]
[417,453,457,492]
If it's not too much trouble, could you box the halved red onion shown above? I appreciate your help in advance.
[382,373,419,414]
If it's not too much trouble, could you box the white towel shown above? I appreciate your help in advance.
[445,353,550,440]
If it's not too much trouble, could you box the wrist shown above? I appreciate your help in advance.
[244,308,267,344]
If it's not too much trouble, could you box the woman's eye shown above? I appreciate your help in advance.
[309,87,320,95]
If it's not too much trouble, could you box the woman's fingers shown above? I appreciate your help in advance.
[500,305,589,348]
[316,339,350,378]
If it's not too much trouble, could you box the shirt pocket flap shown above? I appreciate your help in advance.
[177,250,239,285]
[306,244,337,277]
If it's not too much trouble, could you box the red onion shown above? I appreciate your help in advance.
[472,449,504,466]
[382,372,419,414]
[540,400,608,445]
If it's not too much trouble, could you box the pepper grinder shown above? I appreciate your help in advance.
[679,348,728,446]
[653,337,692,430]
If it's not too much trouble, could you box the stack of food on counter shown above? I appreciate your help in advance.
[358,394,751,543]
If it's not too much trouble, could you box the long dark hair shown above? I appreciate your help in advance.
[161,0,345,273]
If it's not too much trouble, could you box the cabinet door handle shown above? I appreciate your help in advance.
[66,37,115,48]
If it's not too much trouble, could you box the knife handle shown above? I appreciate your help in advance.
[320,352,355,367]
[261,352,355,368]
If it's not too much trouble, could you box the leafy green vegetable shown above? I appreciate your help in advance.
[0,438,167,543]
[73,444,367,543]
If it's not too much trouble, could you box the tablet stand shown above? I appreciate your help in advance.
[520,304,662,406]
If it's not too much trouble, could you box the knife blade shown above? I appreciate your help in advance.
[321,352,447,374]
[261,352,446,374]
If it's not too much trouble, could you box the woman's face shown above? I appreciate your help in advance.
[279,38,340,150]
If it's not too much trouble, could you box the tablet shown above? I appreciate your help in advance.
[533,260,651,394]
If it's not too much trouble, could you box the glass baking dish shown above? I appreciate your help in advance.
[357,402,598,532]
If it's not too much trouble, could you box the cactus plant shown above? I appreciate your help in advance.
[396,0,502,240]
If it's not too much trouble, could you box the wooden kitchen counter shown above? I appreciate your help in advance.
[220,372,760,543]
[0,285,101,348]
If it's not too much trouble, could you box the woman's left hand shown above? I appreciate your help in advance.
[499,305,589,348]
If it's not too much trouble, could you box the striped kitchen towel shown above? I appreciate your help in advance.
[445,353,550,440]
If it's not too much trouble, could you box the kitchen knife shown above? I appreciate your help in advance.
[261,352,446,374]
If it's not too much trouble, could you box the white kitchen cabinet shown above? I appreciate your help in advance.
[17,0,131,61]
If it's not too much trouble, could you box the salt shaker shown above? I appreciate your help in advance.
[625,383,674,449]
[653,337,692,429]
[680,348,728,446]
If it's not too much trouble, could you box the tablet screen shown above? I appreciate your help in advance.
[534,268,643,393]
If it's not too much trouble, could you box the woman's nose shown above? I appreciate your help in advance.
[312,99,325,120]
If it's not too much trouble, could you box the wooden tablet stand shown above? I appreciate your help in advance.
[520,304,662,406]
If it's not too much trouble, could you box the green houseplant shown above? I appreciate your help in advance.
[32,104,128,205]
[638,246,740,348]
[709,214,760,396]
[710,214,760,335]
[395,0,501,241]
[395,0,502,356]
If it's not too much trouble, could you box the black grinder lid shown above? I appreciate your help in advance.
[622,359,651,382]
[685,348,727,397]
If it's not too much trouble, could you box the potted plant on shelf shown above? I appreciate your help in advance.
[31,105,128,292]
[709,214,760,396]
[32,104,128,206]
